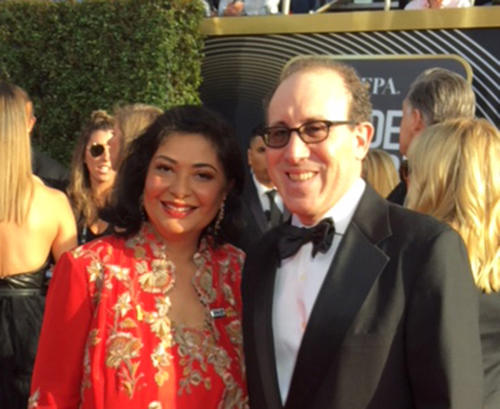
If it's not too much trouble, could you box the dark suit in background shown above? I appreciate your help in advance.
[234,171,286,252]
[32,147,69,191]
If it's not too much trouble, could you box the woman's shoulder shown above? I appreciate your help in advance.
[69,234,126,262]
[32,176,71,209]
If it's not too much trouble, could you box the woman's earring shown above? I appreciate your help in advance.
[213,200,225,235]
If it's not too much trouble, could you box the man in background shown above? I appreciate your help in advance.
[236,125,285,251]
[388,67,475,204]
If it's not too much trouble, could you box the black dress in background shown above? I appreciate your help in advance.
[0,260,50,409]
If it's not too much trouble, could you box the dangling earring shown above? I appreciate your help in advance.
[139,194,147,221]
[213,200,225,235]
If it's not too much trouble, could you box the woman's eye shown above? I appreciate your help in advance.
[156,164,172,173]
[196,172,214,181]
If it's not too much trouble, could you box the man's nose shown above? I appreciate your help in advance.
[284,131,309,163]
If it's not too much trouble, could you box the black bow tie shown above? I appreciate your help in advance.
[277,218,335,259]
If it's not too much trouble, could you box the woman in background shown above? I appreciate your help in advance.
[362,148,399,197]
[30,106,248,409]
[67,110,118,244]
[406,117,500,409]
[0,82,77,409]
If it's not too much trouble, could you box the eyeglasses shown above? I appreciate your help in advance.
[262,120,357,149]
[89,143,105,158]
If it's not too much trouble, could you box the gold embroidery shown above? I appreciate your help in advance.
[106,333,143,369]
[151,341,173,386]
[138,259,175,294]
[27,388,39,409]
[114,292,132,317]
[73,224,246,404]
[106,333,144,398]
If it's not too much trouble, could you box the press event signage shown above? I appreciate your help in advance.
[343,55,472,169]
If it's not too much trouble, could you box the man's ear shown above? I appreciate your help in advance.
[412,108,426,135]
[354,121,374,160]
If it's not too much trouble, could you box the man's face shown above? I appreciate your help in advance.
[399,98,422,156]
[266,69,372,226]
[247,135,272,187]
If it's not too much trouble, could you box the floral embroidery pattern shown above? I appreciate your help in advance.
[106,333,144,397]
[72,223,247,407]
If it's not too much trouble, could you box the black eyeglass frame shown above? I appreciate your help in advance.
[262,120,358,149]
[89,143,105,158]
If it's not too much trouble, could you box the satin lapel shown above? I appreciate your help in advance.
[250,230,283,409]
[285,186,391,409]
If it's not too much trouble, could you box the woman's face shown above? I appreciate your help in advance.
[143,132,229,243]
[84,129,120,188]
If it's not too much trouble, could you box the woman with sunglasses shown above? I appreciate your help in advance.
[30,106,248,409]
[0,82,77,409]
[67,110,119,244]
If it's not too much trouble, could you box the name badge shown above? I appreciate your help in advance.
[210,308,226,319]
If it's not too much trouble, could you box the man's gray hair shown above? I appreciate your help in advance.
[406,68,475,126]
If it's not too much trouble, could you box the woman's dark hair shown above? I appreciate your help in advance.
[102,105,244,247]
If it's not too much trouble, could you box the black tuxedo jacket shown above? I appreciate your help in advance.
[242,185,483,409]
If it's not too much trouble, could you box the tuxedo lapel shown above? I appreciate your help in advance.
[284,186,392,409]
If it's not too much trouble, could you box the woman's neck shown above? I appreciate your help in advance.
[148,223,200,265]
[90,181,112,206]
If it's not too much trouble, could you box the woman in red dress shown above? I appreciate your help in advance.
[29,106,248,409]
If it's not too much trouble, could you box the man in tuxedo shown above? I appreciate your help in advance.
[387,67,475,204]
[242,56,482,409]
[237,125,285,251]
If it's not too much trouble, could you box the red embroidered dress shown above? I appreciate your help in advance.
[29,224,248,409]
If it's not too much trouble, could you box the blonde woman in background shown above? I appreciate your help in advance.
[67,110,118,244]
[406,117,500,409]
[0,82,77,409]
[362,148,399,197]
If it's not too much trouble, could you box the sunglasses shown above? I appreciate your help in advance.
[89,143,105,158]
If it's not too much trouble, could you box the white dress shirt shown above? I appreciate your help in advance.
[272,178,366,403]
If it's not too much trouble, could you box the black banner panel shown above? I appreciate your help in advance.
[199,8,499,164]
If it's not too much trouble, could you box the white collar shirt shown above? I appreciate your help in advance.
[272,178,366,403]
